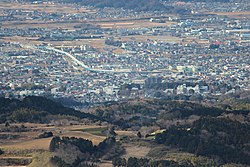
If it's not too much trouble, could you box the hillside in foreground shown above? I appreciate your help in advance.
[0,96,249,166]
[0,96,100,123]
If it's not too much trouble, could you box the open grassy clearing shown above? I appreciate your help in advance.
[122,143,151,159]
[72,126,108,136]
[2,36,109,51]
[1,138,52,150]
[0,147,46,158]
[0,157,32,167]
[208,11,250,16]
[117,35,182,43]
[0,123,136,167]
[61,130,106,145]
[207,11,250,19]
[0,124,109,152]
[112,48,127,54]
[27,151,54,167]
[115,130,135,137]
[2,20,88,29]
[92,20,176,29]
[99,160,113,167]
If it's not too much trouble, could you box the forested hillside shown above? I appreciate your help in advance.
[155,117,250,165]
[80,0,170,11]
[52,0,173,12]
[1,96,249,166]
[53,0,232,12]
[91,99,249,129]
[0,96,100,123]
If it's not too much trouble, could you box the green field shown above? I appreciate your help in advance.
[72,127,108,137]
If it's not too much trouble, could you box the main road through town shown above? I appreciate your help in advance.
[27,44,161,74]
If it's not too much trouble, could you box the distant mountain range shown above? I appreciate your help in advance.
[179,0,230,2]
[54,0,231,12]
[23,0,232,12]
[59,0,172,11]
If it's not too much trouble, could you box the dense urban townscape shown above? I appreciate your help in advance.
[0,0,250,167]
[0,0,249,106]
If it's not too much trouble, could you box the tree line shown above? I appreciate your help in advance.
[155,117,250,165]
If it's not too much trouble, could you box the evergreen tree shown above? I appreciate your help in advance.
[49,136,61,152]
[137,131,142,138]
[0,148,4,155]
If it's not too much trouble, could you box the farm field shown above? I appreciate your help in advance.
[91,20,176,29]
[0,123,137,150]
[0,124,111,151]
[0,1,183,53]
[0,1,95,15]
[117,35,182,43]
[0,124,132,166]
[0,123,140,167]
[207,11,250,19]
